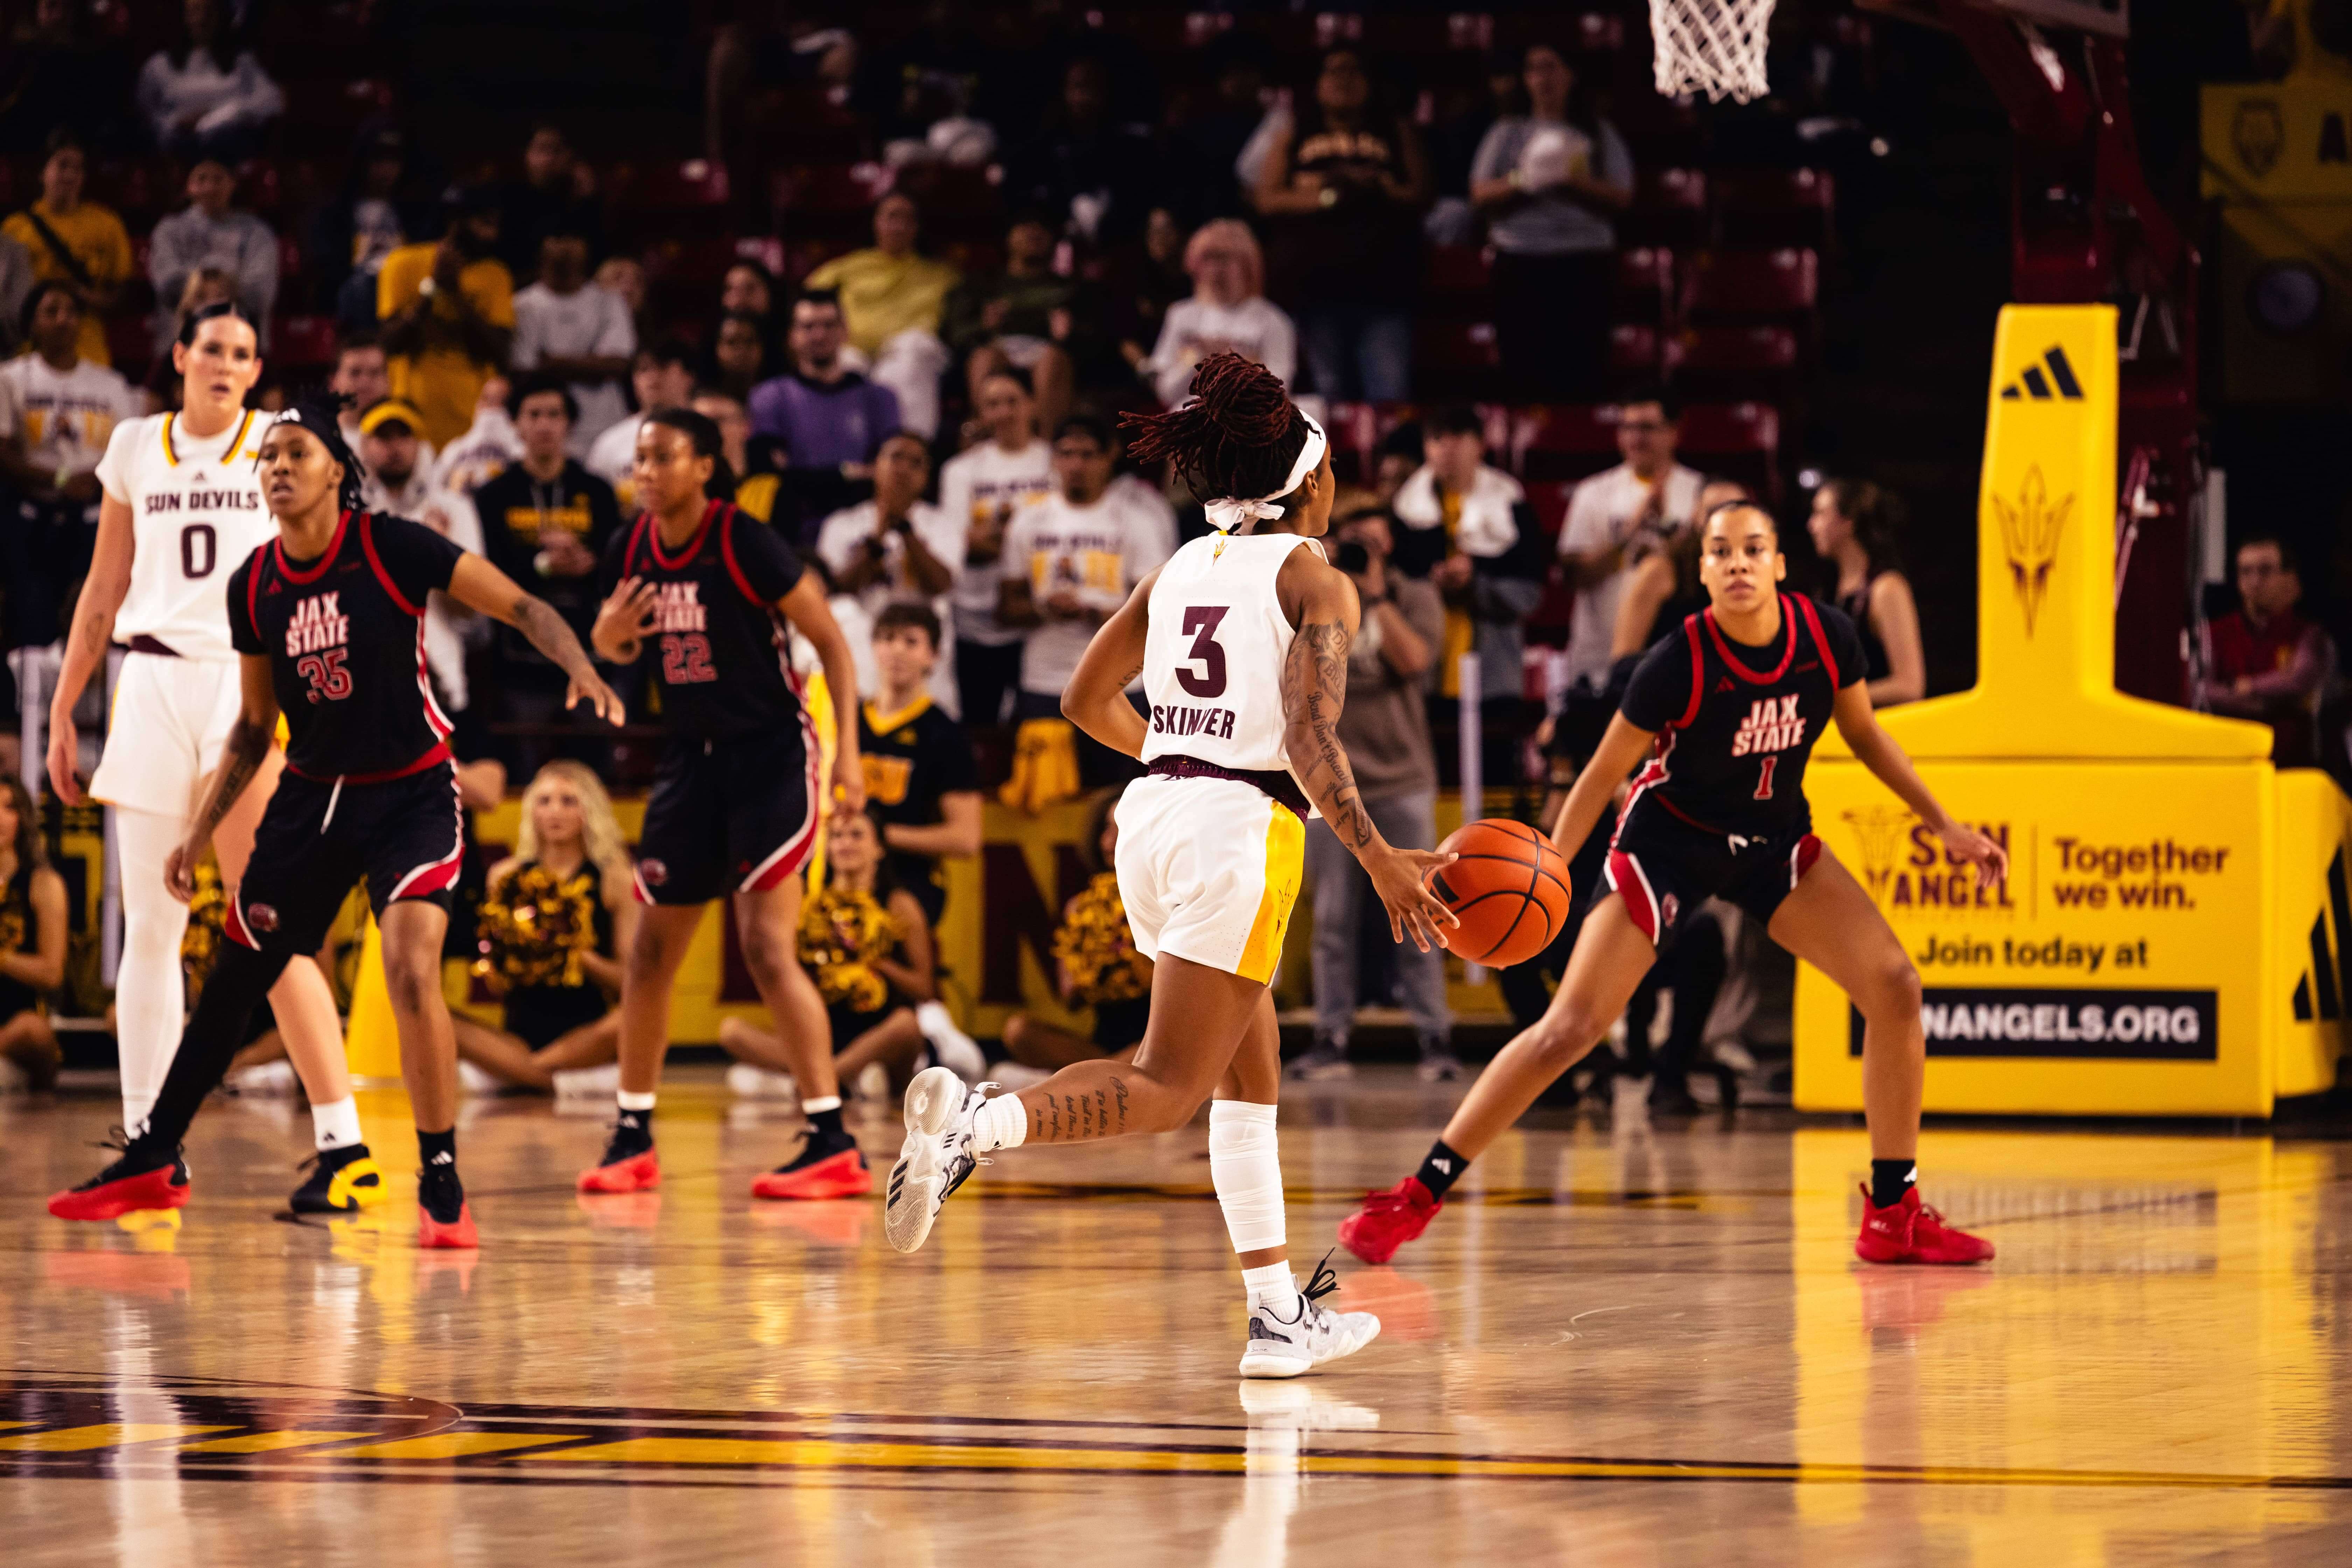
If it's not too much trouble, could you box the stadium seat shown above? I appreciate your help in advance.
[1681,248,1820,321]
[1610,323,1663,380]
[105,314,151,372]
[1625,168,1707,247]
[1615,246,1676,324]
[1677,401,1783,500]
[1714,168,1836,247]
[1425,244,1492,302]
[1413,320,1499,393]
[1363,11,1496,54]
[1524,478,1576,540]
[1673,324,1801,399]
[272,315,340,372]
[612,159,733,215]
[278,234,304,285]
[772,163,894,219]
[1512,404,1620,483]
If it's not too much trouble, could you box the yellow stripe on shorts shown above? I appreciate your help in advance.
[1236,804,1306,985]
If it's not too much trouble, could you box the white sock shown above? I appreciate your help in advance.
[974,1091,1027,1152]
[311,1096,363,1152]
[1209,1098,1287,1253]
[1240,1260,1300,1320]
[802,1094,841,1115]
[617,1089,657,1113]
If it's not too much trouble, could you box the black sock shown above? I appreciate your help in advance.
[606,1104,653,1160]
[1870,1158,1917,1209]
[417,1127,464,1221]
[1415,1139,1469,1201]
[806,1104,847,1145]
[135,942,294,1155]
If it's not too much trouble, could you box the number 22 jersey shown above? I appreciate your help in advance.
[228,509,466,780]
[599,498,809,741]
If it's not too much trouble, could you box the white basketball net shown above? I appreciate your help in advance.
[1649,0,1777,104]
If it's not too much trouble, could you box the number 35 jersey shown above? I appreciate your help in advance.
[1139,531,1323,777]
[94,408,274,661]
[600,498,808,741]
[1617,593,1868,839]
[228,509,465,781]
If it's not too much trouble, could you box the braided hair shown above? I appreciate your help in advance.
[271,396,369,513]
[1120,352,1310,506]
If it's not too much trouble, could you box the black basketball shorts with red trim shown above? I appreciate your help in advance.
[225,763,465,956]
[1602,799,1823,942]
[632,728,820,906]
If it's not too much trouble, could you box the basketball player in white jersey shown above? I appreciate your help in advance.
[884,355,1457,1377]
[46,302,385,1215]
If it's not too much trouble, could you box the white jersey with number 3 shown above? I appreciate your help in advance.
[1139,530,1322,775]
[93,408,275,662]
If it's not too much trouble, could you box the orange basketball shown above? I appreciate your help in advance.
[1426,818,1574,968]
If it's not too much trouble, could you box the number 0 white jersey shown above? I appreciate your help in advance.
[93,408,275,662]
[1139,531,1323,775]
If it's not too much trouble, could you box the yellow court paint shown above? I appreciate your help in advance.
[0,1424,235,1451]
[178,1431,374,1454]
[1798,306,2352,1115]
[334,1433,575,1460]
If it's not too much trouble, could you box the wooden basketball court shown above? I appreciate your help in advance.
[6,1072,2348,1563]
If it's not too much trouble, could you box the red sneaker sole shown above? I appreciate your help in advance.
[578,1149,660,1194]
[750,1151,873,1201]
[48,1169,191,1223]
[419,1204,479,1250]
[1337,1213,1410,1266]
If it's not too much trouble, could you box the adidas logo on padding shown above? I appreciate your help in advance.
[1998,345,2085,401]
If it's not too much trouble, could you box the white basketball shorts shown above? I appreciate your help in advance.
[1113,774,1306,986]
[89,652,245,820]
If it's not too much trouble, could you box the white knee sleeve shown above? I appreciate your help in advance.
[113,808,192,1130]
[1209,1099,1286,1254]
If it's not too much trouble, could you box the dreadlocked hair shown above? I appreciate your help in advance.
[1120,352,1308,505]
[279,394,368,513]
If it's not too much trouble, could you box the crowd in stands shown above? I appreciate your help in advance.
[0,0,2306,1100]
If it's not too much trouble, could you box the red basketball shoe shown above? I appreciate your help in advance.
[49,1144,190,1222]
[750,1143,872,1200]
[1337,1176,1441,1265]
[579,1115,660,1194]
[1854,1185,1994,1265]
[418,1202,479,1250]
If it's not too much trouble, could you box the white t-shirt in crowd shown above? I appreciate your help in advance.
[1001,481,1176,695]
[1145,297,1298,407]
[0,354,137,481]
[1556,460,1705,688]
[432,405,524,496]
[364,467,484,714]
[584,410,645,510]
[815,499,964,713]
[510,281,637,456]
[93,407,274,661]
[937,436,1055,647]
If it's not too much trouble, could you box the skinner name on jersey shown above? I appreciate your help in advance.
[1730,694,1806,757]
[1151,702,1238,740]
[285,593,350,656]
[654,582,707,632]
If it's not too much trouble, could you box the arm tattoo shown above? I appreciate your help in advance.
[1282,619,1376,850]
[194,716,273,840]
[511,591,601,685]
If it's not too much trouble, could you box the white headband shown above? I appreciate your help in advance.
[1201,413,1327,534]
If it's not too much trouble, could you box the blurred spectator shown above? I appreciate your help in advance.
[1110,207,1191,384]
[146,158,278,355]
[511,230,636,456]
[430,373,523,495]
[1390,404,1545,727]
[1004,56,1162,246]
[330,335,422,462]
[0,233,32,356]
[944,213,1087,433]
[749,289,902,537]
[306,122,433,329]
[2198,535,2328,766]
[689,386,784,524]
[1371,421,1423,509]
[0,0,127,155]
[1470,42,1633,399]
[1556,391,1702,692]
[135,0,281,161]
[1142,220,1296,408]
[0,773,66,1093]
[1427,50,1522,246]
[1809,478,1926,707]
[939,366,1054,726]
[817,432,959,654]
[705,4,859,167]
[704,309,775,403]
[1166,35,1276,224]
[999,413,1176,779]
[1612,481,1738,659]
[588,338,694,508]
[143,265,237,409]
[378,190,516,448]
[996,797,1149,1080]
[497,124,602,285]
[1289,509,1456,1083]
[593,254,647,338]
[857,602,983,923]
[804,194,960,439]
[471,375,623,777]
[0,282,134,649]
[3,131,131,367]
[356,397,485,724]
[1254,46,1430,402]
[720,258,783,348]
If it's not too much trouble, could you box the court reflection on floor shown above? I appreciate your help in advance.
[4,1074,2351,1565]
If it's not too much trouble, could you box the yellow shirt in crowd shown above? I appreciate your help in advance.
[376,242,516,448]
[3,200,134,366]
[802,248,961,357]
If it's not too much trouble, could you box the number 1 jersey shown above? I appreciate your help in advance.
[599,499,808,741]
[94,408,275,660]
[228,510,465,780]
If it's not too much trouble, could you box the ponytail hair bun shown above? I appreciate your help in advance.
[1121,352,1309,505]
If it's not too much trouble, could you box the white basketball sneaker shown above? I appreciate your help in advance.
[1238,1256,1383,1379]
[885,1065,991,1254]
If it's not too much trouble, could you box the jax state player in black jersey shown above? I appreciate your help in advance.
[578,406,871,1200]
[49,401,624,1248]
[1342,501,2007,1268]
